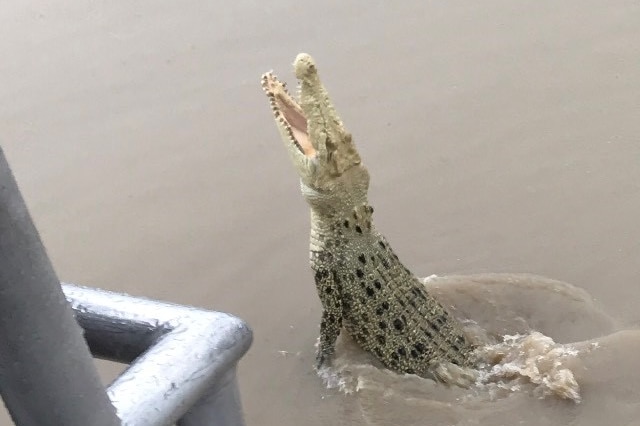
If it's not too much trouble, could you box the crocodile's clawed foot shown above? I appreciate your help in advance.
[315,350,334,371]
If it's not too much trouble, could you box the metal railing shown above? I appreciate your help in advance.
[0,148,253,425]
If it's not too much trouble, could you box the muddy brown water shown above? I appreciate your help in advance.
[2,2,640,425]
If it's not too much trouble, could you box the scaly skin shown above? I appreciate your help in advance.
[261,53,475,379]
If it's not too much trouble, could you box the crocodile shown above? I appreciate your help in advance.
[261,53,475,380]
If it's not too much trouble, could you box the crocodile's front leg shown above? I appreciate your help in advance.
[314,268,343,369]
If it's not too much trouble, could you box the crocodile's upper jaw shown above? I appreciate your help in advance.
[261,53,365,197]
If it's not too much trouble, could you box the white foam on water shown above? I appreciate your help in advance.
[473,332,583,403]
[317,330,592,403]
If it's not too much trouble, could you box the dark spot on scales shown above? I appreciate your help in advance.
[378,321,387,329]
[358,254,366,264]
[355,225,362,234]
[356,269,364,278]
[343,220,349,228]
[393,318,404,331]
[411,287,426,300]
[397,347,406,357]
[376,335,386,345]
[366,287,375,297]
[314,270,328,281]
[374,280,382,290]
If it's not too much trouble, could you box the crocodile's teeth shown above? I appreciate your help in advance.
[261,71,315,157]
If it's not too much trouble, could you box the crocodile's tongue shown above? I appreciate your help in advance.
[277,98,314,157]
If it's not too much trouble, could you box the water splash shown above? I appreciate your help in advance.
[474,332,583,403]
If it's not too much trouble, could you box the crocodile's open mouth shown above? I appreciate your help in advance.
[261,72,316,157]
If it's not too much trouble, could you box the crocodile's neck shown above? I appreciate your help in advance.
[309,202,377,252]
[308,203,415,285]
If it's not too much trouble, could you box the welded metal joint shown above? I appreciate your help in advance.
[63,283,253,426]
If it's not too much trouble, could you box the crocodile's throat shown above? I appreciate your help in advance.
[261,73,316,157]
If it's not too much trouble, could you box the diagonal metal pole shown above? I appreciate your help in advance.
[0,147,120,426]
